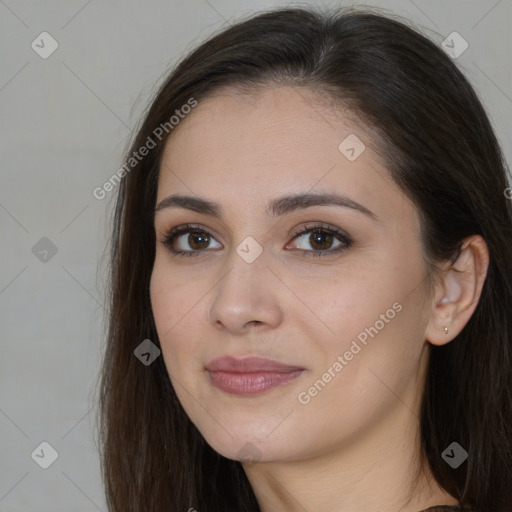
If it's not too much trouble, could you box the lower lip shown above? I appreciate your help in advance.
[207,370,304,395]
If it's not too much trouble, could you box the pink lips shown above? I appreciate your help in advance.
[206,356,305,395]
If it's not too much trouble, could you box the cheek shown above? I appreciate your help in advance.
[149,261,206,371]
[150,264,183,354]
[306,261,425,384]
[150,258,196,332]
[302,269,390,345]
[149,264,173,331]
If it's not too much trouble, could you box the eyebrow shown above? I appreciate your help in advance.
[154,192,378,221]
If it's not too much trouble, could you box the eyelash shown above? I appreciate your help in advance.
[160,222,352,258]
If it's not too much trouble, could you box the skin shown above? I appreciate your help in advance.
[149,85,489,512]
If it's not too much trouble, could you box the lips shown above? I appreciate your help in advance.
[205,356,305,395]
[206,356,304,373]
[208,370,304,395]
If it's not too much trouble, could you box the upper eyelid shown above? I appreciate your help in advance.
[163,222,351,247]
[164,222,346,237]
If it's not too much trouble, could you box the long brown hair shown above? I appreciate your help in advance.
[96,6,512,511]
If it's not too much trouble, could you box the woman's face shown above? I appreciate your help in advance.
[150,85,434,464]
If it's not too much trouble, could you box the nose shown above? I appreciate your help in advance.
[208,249,284,335]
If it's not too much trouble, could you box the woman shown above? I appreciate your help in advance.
[97,5,512,511]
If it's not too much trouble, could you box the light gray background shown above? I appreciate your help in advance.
[0,1,510,510]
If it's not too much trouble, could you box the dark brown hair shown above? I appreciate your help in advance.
[96,5,512,511]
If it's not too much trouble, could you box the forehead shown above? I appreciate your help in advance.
[156,85,412,225]
[161,85,368,170]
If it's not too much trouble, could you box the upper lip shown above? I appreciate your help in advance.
[206,356,304,373]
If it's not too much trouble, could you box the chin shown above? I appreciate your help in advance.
[197,420,303,464]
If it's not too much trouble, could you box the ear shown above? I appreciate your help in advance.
[425,235,489,346]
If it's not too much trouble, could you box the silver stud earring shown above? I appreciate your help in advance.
[443,326,449,334]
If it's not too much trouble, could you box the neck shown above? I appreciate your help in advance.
[242,396,458,512]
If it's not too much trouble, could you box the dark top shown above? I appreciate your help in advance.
[420,506,466,512]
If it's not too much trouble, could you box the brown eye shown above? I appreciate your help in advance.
[161,222,352,258]
[186,231,211,250]
[162,225,222,256]
[287,223,352,258]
